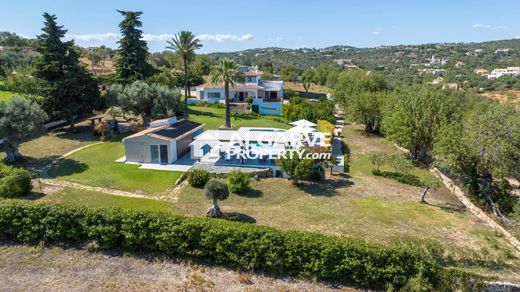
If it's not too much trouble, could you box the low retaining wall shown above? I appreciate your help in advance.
[432,168,520,252]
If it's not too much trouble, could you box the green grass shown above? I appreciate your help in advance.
[48,142,182,195]
[188,105,290,130]
[0,90,15,102]
[33,187,174,213]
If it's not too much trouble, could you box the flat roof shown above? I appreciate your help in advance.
[124,119,203,142]
[153,120,203,140]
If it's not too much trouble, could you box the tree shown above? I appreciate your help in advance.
[280,65,299,82]
[203,179,229,218]
[4,66,42,103]
[209,58,241,128]
[302,69,315,93]
[322,156,339,175]
[333,70,389,133]
[107,81,181,125]
[115,10,154,83]
[382,86,459,163]
[435,101,520,218]
[166,31,202,116]
[0,97,47,162]
[34,13,101,130]
[275,150,314,185]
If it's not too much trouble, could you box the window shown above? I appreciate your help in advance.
[151,145,168,164]
[207,92,220,98]
[246,77,256,83]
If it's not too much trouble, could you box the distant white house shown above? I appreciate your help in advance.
[487,67,520,79]
[193,65,284,116]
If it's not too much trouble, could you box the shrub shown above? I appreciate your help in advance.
[0,164,32,198]
[227,170,250,193]
[344,154,350,173]
[0,201,482,289]
[372,169,423,187]
[186,169,211,188]
[246,96,253,104]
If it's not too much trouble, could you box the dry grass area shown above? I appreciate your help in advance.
[481,90,520,107]
[0,243,351,291]
[174,123,520,281]
[284,82,330,94]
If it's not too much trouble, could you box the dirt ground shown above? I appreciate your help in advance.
[0,243,355,292]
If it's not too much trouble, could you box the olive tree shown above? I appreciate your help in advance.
[204,179,229,218]
[0,97,47,162]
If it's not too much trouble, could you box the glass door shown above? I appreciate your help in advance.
[160,145,168,164]
[150,145,159,163]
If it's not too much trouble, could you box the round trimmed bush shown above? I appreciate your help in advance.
[0,164,32,198]
[186,169,211,188]
[227,170,250,193]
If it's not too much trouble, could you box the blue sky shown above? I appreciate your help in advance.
[1,0,519,53]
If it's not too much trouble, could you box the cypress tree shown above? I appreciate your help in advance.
[34,13,102,130]
[115,10,154,83]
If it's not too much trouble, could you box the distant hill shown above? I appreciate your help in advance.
[206,39,520,72]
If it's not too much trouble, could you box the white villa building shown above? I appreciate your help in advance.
[193,65,284,116]
[189,126,327,176]
[487,67,520,79]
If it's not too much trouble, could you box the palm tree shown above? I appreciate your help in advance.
[209,58,241,128]
[166,31,202,117]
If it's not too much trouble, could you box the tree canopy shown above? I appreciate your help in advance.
[115,10,154,83]
[382,86,459,163]
[0,97,47,162]
[34,13,101,128]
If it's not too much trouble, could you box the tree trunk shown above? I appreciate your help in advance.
[183,58,189,117]
[224,81,231,128]
[420,186,430,203]
[5,143,21,163]
[206,197,222,218]
[330,167,333,175]
[478,176,508,222]
[69,118,75,131]
[141,113,149,126]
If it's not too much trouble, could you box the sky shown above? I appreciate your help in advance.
[1,0,519,53]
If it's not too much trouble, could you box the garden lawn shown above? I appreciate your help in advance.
[33,187,174,213]
[48,142,182,195]
[188,105,290,130]
[0,90,15,102]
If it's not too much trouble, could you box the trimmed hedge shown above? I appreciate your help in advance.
[0,164,32,198]
[0,200,480,289]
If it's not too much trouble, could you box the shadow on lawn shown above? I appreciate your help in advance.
[188,108,221,118]
[47,158,89,177]
[224,212,257,224]
[237,188,263,198]
[298,174,354,197]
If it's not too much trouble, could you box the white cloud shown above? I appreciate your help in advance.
[195,33,253,42]
[275,36,283,41]
[65,32,254,43]
[472,23,491,28]
[472,23,508,29]
[142,34,175,41]
[372,31,381,35]
[67,32,120,42]
[515,35,520,39]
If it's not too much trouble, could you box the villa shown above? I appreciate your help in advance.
[122,117,204,164]
[487,67,520,79]
[189,122,328,176]
[121,117,332,175]
[193,65,284,116]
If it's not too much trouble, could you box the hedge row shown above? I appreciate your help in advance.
[0,164,32,198]
[0,200,479,289]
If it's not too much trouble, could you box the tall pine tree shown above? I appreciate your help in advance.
[115,10,154,83]
[34,13,102,130]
